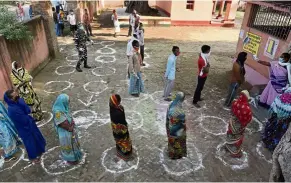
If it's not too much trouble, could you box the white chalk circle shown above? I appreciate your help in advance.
[0,148,25,172]
[100,41,115,47]
[66,54,79,63]
[95,55,116,64]
[36,111,53,128]
[126,111,143,130]
[55,65,75,75]
[197,115,228,136]
[41,146,86,175]
[83,81,108,95]
[91,67,116,77]
[72,110,98,129]
[246,117,263,133]
[256,142,272,164]
[96,113,110,126]
[96,47,116,55]
[149,91,169,106]
[101,146,139,174]
[43,81,74,94]
[159,143,204,176]
[215,143,248,170]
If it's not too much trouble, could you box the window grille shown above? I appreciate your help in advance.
[248,3,291,40]
[186,0,194,10]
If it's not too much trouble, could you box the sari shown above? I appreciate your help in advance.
[225,90,252,158]
[52,94,82,163]
[109,94,133,160]
[262,87,291,151]
[4,93,46,160]
[260,62,288,107]
[0,102,21,159]
[166,92,187,159]
[10,62,43,121]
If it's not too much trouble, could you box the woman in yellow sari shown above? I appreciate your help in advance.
[10,61,43,121]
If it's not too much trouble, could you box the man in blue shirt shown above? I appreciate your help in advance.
[163,46,180,101]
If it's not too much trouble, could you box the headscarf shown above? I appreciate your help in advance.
[168,92,185,120]
[52,94,72,122]
[12,61,25,79]
[109,94,123,111]
[270,87,291,119]
[236,52,247,76]
[231,90,252,126]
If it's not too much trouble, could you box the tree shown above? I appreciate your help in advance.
[125,0,158,15]
[0,5,32,40]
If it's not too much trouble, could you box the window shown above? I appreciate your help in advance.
[186,0,194,10]
[248,4,291,40]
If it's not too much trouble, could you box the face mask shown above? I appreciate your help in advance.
[279,57,285,63]
[70,12,73,15]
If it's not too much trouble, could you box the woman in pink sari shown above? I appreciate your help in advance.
[258,53,291,108]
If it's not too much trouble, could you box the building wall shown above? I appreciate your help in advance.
[170,1,213,25]
[0,16,52,99]
[156,0,172,16]
[236,2,291,85]
[103,0,124,8]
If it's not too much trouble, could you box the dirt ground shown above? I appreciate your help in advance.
[0,12,273,182]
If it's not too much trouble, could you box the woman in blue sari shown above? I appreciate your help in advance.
[4,89,46,164]
[166,92,187,159]
[52,94,82,165]
[0,101,22,161]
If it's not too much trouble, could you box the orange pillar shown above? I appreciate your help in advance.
[216,0,225,19]
[212,0,217,15]
[223,1,232,21]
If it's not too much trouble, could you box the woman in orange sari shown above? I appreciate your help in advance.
[109,94,133,160]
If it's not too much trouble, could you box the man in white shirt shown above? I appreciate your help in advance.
[126,34,139,78]
[137,22,145,66]
[127,10,140,37]
[67,10,77,36]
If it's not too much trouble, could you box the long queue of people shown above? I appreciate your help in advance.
[1,10,291,169]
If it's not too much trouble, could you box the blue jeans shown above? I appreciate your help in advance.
[224,82,239,107]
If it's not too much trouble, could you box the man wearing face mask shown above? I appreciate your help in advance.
[193,45,211,108]
[256,52,291,108]
[74,23,94,72]
[67,9,77,36]
[224,52,248,107]
[164,46,180,101]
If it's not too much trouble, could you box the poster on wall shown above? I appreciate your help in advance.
[239,29,244,39]
[264,37,279,59]
[243,32,261,56]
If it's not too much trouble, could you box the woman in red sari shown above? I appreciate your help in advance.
[109,94,133,160]
[225,90,252,158]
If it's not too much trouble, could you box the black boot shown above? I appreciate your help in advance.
[84,65,91,69]
[76,65,82,72]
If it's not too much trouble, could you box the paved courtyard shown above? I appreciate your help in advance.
[0,24,273,181]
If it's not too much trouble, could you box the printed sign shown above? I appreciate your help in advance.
[243,32,261,55]
[239,29,244,39]
[264,37,279,59]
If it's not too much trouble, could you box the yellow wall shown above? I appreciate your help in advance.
[170,0,213,21]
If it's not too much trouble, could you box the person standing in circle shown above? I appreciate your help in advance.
[109,94,133,160]
[166,92,187,159]
[4,89,46,164]
[52,94,83,165]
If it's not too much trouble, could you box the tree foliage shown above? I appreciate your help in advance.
[0,5,32,40]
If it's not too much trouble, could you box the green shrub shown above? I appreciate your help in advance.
[0,5,32,40]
